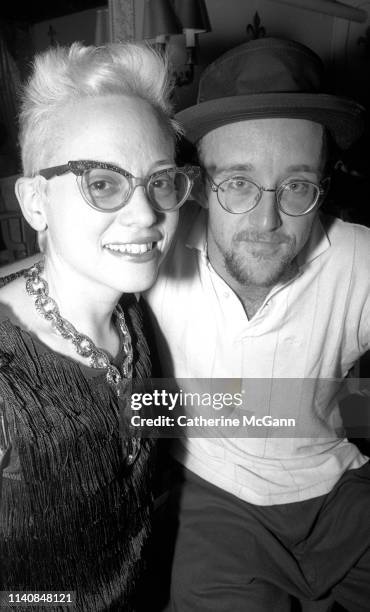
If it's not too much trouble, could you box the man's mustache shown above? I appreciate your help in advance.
[233,231,292,245]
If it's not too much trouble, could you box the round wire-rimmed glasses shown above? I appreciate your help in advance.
[38,160,200,213]
[206,173,330,217]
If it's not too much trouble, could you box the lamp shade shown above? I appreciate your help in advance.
[95,8,110,44]
[173,0,211,33]
[143,0,182,39]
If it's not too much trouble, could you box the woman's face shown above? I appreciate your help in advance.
[41,94,178,295]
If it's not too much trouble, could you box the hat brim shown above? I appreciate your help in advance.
[175,93,365,149]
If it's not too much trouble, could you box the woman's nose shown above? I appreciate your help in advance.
[117,184,158,227]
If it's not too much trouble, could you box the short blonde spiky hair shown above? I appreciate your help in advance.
[19,41,182,176]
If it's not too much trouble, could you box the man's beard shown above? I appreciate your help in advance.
[223,231,298,289]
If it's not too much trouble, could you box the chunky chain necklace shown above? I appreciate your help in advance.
[24,260,141,465]
[24,260,133,396]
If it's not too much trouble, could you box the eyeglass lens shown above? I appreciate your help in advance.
[80,168,190,211]
[219,179,319,215]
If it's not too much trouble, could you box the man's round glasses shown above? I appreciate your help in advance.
[206,173,330,217]
[38,160,200,213]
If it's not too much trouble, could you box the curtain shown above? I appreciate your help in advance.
[0,30,21,146]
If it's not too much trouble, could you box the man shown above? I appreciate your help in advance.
[144,38,370,611]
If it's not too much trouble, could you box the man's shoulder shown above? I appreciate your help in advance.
[322,214,370,257]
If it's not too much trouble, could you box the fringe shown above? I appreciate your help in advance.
[0,294,156,612]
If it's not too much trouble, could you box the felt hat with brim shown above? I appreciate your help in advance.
[175,37,366,149]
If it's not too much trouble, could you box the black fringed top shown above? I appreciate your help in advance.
[0,289,154,612]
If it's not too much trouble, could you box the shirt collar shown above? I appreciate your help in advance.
[296,213,331,268]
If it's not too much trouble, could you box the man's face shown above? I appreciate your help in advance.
[200,118,325,292]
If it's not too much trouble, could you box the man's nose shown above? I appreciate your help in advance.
[117,184,157,226]
[248,189,282,231]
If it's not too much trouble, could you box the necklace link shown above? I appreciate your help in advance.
[35,295,59,320]
[26,276,48,296]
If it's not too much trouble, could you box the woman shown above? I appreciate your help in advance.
[0,41,197,610]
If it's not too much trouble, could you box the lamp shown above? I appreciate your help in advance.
[172,0,211,85]
[174,0,211,46]
[95,8,110,45]
[143,0,211,86]
[143,0,182,53]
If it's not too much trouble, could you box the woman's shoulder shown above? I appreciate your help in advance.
[0,300,14,324]
[0,268,28,290]
[0,275,29,325]
[0,255,38,280]
[0,257,38,321]
[0,276,41,370]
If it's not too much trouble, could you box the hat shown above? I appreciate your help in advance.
[175,37,366,149]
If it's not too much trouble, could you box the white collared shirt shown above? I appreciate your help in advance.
[144,204,370,505]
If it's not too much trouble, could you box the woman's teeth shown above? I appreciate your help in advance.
[104,242,154,254]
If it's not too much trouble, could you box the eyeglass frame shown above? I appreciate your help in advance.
[38,159,200,213]
[205,171,331,217]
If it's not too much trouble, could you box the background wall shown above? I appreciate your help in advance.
[0,0,369,228]
[32,8,99,51]
[134,0,370,113]
[133,0,370,225]
[26,1,370,116]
